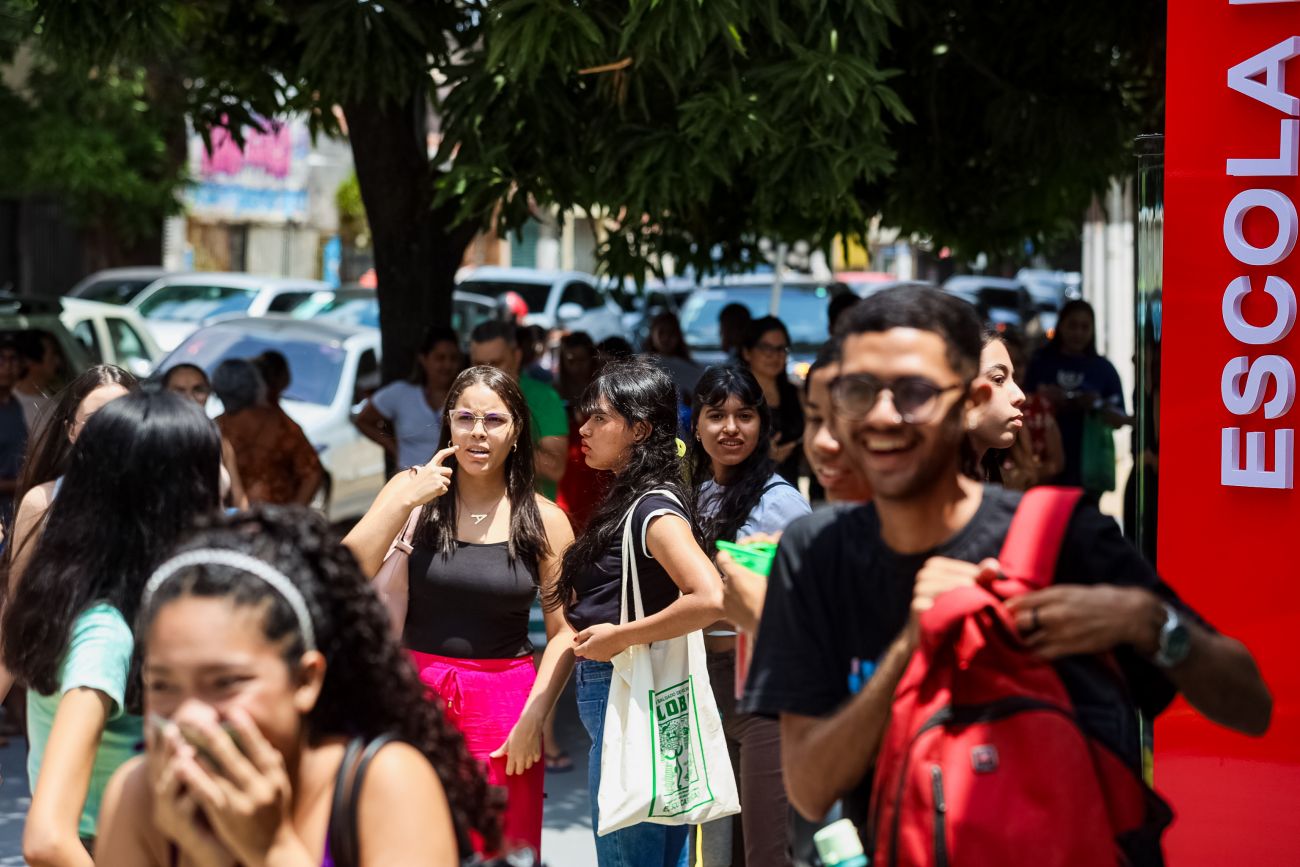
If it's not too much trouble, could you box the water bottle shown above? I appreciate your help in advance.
[813,818,869,867]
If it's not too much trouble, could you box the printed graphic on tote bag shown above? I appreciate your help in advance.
[648,678,715,817]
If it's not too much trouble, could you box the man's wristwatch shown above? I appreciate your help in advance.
[1152,603,1191,669]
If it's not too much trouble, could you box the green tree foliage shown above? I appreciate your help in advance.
[0,60,187,245]
[17,0,1162,374]
[438,0,910,277]
[866,1,1164,258]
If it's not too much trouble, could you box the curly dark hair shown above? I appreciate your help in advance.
[547,357,696,612]
[689,365,777,549]
[136,506,502,854]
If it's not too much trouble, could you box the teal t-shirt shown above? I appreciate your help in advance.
[518,375,569,501]
[27,603,143,838]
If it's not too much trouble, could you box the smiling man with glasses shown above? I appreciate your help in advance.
[734,287,1271,864]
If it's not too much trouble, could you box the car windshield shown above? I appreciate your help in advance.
[679,285,832,350]
[458,281,550,316]
[137,284,258,323]
[76,278,158,305]
[306,295,379,329]
[163,329,346,406]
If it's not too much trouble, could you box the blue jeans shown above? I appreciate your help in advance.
[575,659,691,867]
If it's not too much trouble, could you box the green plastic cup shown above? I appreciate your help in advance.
[715,539,779,577]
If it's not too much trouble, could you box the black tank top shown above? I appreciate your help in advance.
[403,541,539,659]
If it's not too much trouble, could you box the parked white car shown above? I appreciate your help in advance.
[457,266,624,341]
[60,297,164,378]
[157,316,384,522]
[67,266,171,306]
[130,273,335,352]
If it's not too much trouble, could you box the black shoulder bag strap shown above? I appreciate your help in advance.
[327,734,397,867]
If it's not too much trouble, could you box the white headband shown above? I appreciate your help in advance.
[143,549,317,652]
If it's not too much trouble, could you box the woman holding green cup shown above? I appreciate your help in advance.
[691,365,811,867]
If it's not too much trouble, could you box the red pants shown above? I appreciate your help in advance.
[409,650,544,857]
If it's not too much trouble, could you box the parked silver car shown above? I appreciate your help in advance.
[291,285,512,346]
[157,317,384,521]
[130,273,335,352]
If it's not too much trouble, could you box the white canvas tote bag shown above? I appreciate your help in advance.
[596,490,741,836]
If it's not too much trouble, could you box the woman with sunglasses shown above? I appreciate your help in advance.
[739,317,804,484]
[344,365,574,858]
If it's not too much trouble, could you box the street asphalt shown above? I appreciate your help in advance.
[0,680,597,865]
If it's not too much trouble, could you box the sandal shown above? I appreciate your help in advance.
[544,749,574,773]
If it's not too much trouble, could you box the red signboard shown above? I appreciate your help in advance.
[1161,1,1299,863]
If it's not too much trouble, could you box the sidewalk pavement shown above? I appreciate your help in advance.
[0,683,597,865]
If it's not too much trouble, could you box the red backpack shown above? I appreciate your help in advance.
[868,487,1169,867]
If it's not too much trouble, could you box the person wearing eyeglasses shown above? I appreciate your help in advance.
[344,365,575,859]
[726,287,1271,862]
[739,316,804,484]
[470,320,569,501]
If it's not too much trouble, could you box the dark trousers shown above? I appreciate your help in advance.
[692,649,793,867]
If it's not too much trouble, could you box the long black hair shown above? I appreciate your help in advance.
[11,363,137,527]
[1047,299,1098,356]
[414,366,548,574]
[136,506,502,853]
[963,328,1009,483]
[547,357,693,611]
[3,391,222,696]
[689,365,776,549]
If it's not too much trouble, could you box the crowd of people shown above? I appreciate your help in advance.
[0,284,1273,867]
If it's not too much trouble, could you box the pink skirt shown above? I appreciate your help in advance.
[409,650,544,857]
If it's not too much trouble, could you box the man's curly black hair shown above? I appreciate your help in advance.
[135,505,503,853]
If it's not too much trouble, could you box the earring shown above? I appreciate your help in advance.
[512,441,518,452]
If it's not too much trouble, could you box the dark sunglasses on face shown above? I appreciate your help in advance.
[829,373,963,424]
[450,410,512,432]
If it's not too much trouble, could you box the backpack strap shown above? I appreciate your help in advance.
[994,486,1084,594]
[914,486,1083,655]
[760,478,795,497]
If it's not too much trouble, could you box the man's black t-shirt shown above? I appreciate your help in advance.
[742,485,1201,842]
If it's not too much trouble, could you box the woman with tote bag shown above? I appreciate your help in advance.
[543,357,732,867]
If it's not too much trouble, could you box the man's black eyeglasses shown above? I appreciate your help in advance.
[829,373,964,424]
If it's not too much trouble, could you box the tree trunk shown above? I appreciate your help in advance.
[343,93,478,384]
